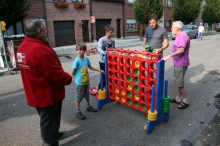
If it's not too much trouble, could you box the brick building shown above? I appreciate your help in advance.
[21,0,139,47]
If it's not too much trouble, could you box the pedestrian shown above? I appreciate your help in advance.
[198,23,204,41]
[97,24,115,90]
[72,43,105,120]
[163,21,190,109]
[142,14,169,54]
[17,19,72,146]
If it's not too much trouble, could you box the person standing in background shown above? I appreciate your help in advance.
[198,23,204,41]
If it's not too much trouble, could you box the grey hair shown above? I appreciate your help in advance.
[172,21,184,30]
[25,19,46,37]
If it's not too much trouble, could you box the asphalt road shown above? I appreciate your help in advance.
[0,34,220,146]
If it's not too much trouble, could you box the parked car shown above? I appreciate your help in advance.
[171,24,198,40]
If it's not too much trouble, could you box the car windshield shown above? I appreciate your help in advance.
[183,26,188,31]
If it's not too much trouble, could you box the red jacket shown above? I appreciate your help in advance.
[17,36,72,107]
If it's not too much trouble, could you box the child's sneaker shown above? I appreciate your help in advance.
[86,106,98,112]
[76,111,85,120]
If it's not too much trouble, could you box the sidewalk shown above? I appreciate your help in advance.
[53,30,220,57]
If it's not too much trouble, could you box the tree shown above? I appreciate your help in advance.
[172,0,202,24]
[133,0,163,25]
[202,0,220,32]
[0,0,31,29]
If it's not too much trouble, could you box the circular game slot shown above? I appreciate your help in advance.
[115,80,119,86]
[114,65,119,71]
[109,71,113,77]
[150,72,156,79]
[127,67,132,74]
[142,88,148,94]
[134,85,140,92]
[115,94,120,100]
[121,90,126,96]
[122,97,126,103]
[134,69,140,76]
[120,66,125,72]
[134,77,140,84]
[141,104,147,110]
[114,57,119,63]
[115,87,119,94]
[142,70,148,77]
[128,84,132,90]
[120,58,125,64]
[109,78,113,84]
[150,81,155,86]
[151,63,157,70]
[121,82,126,88]
[109,85,113,91]
[149,97,152,105]
[134,101,139,107]
[135,94,140,100]
[127,91,132,98]
[127,99,132,105]
[108,56,112,62]
[120,74,125,80]
[142,79,148,86]
[142,62,148,69]
[109,92,113,98]
[109,64,113,70]
[114,72,119,78]
[134,60,140,68]
[127,59,132,66]
[142,95,147,102]
[127,75,132,82]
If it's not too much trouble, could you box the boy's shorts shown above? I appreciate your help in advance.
[75,84,90,102]
[174,66,188,87]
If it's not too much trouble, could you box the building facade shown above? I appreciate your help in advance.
[23,0,139,47]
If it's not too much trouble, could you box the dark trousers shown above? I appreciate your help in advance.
[98,61,106,89]
[36,101,62,146]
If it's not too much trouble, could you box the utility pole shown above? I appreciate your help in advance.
[89,0,94,42]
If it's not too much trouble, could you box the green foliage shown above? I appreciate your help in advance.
[0,0,31,29]
[215,26,220,32]
[133,0,163,25]
[202,0,220,26]
[172,0,202,24]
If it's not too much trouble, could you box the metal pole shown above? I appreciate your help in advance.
[89,0,94,42]
[0,22,9,70]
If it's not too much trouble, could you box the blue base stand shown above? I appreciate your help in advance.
[145,60,170,134]
[97,95,113,110]
[146,113,169,134]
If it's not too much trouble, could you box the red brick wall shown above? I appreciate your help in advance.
[44,0,90,47]
[164,7,173,32]
[92,1,123,40]
[25,0,46,19]
[124,1,139,37]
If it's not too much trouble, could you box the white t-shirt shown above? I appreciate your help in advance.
[198,26,204,32]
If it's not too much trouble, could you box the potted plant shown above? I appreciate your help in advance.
[54,1,69,8]
[78,21,83,28]
[73,2,86,9]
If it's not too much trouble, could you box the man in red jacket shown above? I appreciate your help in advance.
[17,19,72,146]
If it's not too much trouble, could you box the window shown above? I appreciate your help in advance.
[53,0,66,2]
[167,0,173,8]
[126,19,137,32]
[72,0,83,2]
[166,19,171,27]
[128,0,135,4]
[4,21,24,36]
